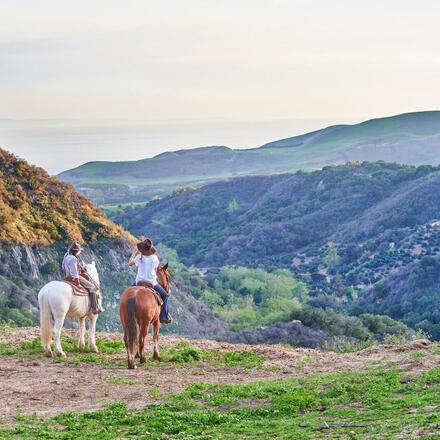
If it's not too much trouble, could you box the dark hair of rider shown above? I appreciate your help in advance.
[70,249,79,256]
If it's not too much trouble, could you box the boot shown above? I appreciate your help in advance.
[89,291,104,314]
[160,316,173,324]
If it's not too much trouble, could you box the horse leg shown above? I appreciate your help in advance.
[53,313,67,357]
[88,313,99,353]
[139,323,149,364]
[152,320,160,361]
[38,290,53,357]
[78,317,86,352]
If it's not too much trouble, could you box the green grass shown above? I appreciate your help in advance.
[222,350,265,368]
[1,368,439,439]
[107,375,137,385]
[0,338,266,369]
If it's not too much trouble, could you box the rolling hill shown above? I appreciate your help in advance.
[59,111,440,205]
[112,161,440,338]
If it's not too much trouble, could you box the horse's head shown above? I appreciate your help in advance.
[157,262,170,293]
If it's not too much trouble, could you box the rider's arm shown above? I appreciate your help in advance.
[153,254,160,273]
[128,249,139,267]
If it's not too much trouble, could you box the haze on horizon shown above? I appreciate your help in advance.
[0,0,439,173]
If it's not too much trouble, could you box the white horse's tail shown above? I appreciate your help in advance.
[38,289,53,351]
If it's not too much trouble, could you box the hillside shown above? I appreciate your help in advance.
[59,111,440,205]
[0,327,439,438]
[113,161,440,338]
[0,148,132,245]
[0,148,224,338]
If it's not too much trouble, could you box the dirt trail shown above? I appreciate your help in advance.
[0,327,438,420]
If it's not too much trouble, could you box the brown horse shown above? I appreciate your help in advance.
[119,263,170,369]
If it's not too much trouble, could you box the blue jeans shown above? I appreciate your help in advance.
[154,284,170,321]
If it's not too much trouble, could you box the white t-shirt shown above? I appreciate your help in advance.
[134,254,159,285]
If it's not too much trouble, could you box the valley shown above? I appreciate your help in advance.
[113,161,440,339]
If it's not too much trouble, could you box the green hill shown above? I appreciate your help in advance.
[112,161,440,338]
[59,111,440,205]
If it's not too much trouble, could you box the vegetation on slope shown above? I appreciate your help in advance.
[356,255,440,339]
[115,161,439,268]
[0,148,132,245]
[158,245,412,349]
[115,162,440,339]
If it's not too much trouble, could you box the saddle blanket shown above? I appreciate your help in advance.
[62,280,88,296]
[136,281,163,306]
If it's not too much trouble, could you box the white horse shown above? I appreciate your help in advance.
[38,262,103,357]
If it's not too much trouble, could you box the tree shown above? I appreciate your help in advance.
[323,242,341,272]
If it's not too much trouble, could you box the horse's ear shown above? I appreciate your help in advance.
[163,262,169,270]
[91,261,96,268]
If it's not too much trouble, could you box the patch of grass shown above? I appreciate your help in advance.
[0,342,15,355]
[420,367,440,384]
[296,355,313,368]
[2,368,440,439]
[222,350,265,369]
[410,351,425,361]
[107,375,137,385]
[167,341,204,363]
[95,339,125,354]
[148,385,161,400]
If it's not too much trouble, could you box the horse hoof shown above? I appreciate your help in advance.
[140,356,146,364]
[128,364,137,370]
[44,350,53,358]
[56,351,66,358]
[89,347,99,353]
[153,353,160,361]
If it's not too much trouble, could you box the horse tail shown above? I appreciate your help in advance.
[38,288,53,353]
[126,296,139,357]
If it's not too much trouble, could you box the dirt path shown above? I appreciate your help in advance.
[0,327,438,420]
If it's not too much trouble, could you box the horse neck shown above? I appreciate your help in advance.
[87,268,100,287]
[157,270,168,291]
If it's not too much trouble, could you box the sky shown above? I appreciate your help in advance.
[0,0,439,173]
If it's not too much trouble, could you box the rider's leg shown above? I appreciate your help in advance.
[154,284,171,323]
[79,276,103,314]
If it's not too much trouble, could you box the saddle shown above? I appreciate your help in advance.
[63,275,88,296]
[136,281,163,306]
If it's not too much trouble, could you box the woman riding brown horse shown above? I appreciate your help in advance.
[119,263,170,369]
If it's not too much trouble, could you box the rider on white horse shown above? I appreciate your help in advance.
[38,254,103,357]
[62,242,103,314]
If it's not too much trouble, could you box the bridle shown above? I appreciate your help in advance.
[158,267,170,293]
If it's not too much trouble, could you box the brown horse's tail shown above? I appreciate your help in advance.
[126,296,139,356]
